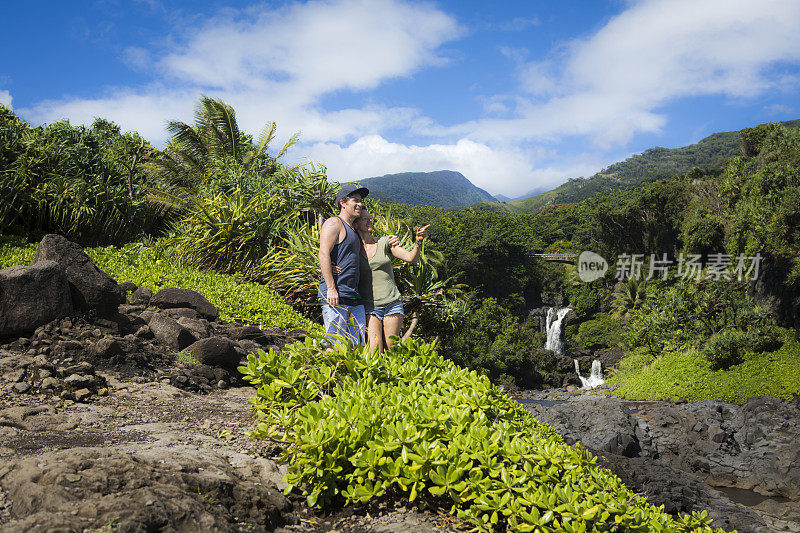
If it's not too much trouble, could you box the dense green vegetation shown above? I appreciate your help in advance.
[242,338,723,532]
[354,170,496,208]
[381,122,800,401]
[503,119,800,214]
[609,329,800,403]
[0,106,159,244]
[0,238,320,333]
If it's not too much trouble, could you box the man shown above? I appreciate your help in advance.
[318,184,369,345]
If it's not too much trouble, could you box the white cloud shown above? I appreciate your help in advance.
[22,87,196,142]
[293,135,605,196]
[160,0,462,96]
[763,103,794,115]
[14,0,800,196]
[444,0,800,147]
[0,90,11,109]
[19,0,462,146]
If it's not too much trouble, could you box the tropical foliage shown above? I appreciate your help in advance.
[242,338,724,532]
[0,105,157,244]
[609,329,800,403]
[0,238,320,333]
[146,97,334,277]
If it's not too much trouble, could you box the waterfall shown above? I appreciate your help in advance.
[574,359,605,389]
[544,307,570,356]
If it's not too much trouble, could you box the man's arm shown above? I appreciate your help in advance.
[319,217,342,306]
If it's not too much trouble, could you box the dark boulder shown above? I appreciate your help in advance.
[150,288,219,321]
[148,314,197,351]
[0,261,72,337]
[130,286,153,305]
[163,308,200,320]
[237,339,263,356]
[176,317,211,340]
[187,337,240,369]
[31,234,123,315]
[117,282,138,295]
[89,337,124,359]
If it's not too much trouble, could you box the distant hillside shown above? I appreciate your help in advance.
[350,170,496,208]
[493,186,548,203]
[507,119,800,213]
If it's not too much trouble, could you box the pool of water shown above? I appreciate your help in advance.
[715,486,791,507]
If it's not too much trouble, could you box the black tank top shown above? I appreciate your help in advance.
[319,217,362,305]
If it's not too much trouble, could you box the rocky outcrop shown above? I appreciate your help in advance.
[150,288,219,321]
[519,394,800,532]
[0,261,72,337]
[31,234,124,315]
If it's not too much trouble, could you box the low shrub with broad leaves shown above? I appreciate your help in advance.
[241,337,726,532]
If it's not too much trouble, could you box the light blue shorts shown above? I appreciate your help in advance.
[365,300,405,320]
[320,302,366,345]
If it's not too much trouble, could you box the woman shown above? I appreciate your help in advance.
[354,211,429,352]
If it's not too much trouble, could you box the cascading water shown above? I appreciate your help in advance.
[544,307,570,356]
[574,359,605,388]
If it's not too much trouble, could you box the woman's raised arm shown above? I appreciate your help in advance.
[389,224,430,263]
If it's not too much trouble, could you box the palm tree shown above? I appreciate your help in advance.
[144,97,335,276]
[146,96,299,211]
[294,164,337,229]
[612,277,647,318]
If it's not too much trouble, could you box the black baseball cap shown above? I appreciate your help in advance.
[335,183,369,206]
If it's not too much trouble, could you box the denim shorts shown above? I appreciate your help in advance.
[320,302,366,345]
[365,300,405,320]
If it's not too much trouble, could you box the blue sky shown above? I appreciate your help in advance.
[2,0,799,197]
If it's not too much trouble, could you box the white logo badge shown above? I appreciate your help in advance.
[577,251,608,282]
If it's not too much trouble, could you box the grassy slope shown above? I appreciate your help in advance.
[0,239,321,334]
[608,329,800,404]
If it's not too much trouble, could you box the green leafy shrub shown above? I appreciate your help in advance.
[702,329,748,370]
[564,280,608,318]
[0,240,320,334]
[0,108,158,245]
[623,279,780,357]
[575,313,623,349]
[242,338,725,532]
[439,298,542,387]
[0,237,35,268]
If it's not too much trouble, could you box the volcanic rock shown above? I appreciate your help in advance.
[31,234,124,315]
[148,314,197,351]
[130,286,153,305]
[187,337,240,370]
[150,288,219,321]
[0,261,72,337]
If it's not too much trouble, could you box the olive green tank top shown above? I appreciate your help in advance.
[358,235,402,309]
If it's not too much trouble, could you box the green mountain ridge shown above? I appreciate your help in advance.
[499,119,800,213]
[349,170,496,208]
